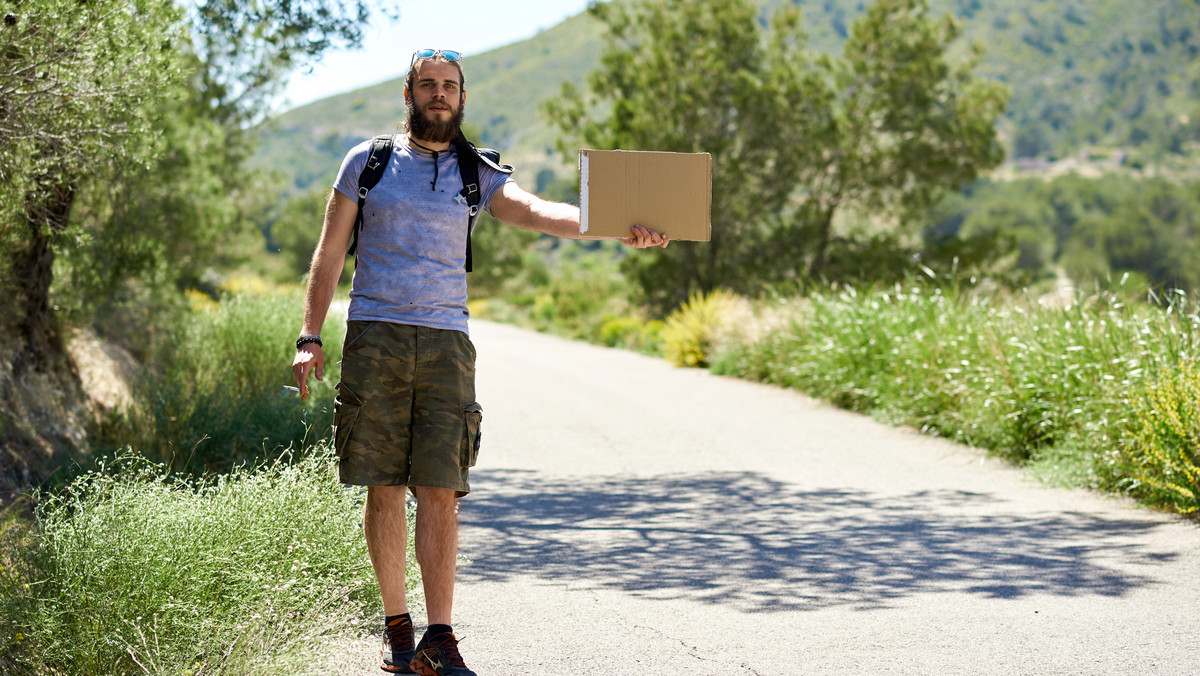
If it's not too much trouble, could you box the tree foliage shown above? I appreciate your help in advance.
[545,0,1007,308]
[545,0,814,307]
[798,0,1008,277]
[933,174,1200,292]
[1,0,192,368]
[0,0,394,469]
[0,0,392,352]
[0,1,184,190]
[192,0,393,127]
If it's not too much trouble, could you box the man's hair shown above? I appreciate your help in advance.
[404,54,465,94]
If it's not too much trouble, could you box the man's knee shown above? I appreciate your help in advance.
[410,485,457,511]
[367,484,408,512]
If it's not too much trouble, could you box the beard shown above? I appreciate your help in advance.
[406,97,465,144]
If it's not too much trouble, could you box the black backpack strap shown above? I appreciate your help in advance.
[348,134,395,258]
[452,132,513,273]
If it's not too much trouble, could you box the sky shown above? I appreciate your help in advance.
[275,0,593,113]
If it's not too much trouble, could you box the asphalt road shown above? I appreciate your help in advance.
[323,319,1200,675]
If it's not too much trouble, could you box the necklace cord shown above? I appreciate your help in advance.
[409,137,441,191]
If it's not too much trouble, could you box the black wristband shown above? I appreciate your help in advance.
[296,334,322,350]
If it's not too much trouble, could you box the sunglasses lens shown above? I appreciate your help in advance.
[414,48,436,59]
[441,50,462,62]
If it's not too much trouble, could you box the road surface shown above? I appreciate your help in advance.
[321,319,1200,675]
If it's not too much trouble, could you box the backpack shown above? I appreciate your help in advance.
[347,131,514,273]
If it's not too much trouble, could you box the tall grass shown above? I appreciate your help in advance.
[710,281,1200,506]
[0,446,417,675]
[102,288,346,473]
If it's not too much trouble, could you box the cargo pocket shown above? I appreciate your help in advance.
[460,402,483,468]
[332,384,364,460]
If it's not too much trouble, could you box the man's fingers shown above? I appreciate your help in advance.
[629,225,650,248]
[295,363,312,400]
[622,225,669,248]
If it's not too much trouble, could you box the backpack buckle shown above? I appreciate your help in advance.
[465,182,478,195]
[468,205,479,217]
[358,187,369,199]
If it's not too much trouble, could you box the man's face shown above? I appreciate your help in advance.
[405,60,465,144]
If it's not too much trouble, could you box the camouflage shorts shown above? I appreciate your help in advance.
[333,321,482,496]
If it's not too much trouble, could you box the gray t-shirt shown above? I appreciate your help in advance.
[333,135,512,335]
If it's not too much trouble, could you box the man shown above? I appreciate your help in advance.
[292,50,668,676]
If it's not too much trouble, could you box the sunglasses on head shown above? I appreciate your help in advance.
[409,49,463,69]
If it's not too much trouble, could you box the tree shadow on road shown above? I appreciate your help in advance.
[459,470,1174,612]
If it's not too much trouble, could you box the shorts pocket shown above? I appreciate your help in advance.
[333,384,364,459]
[342,321,377,355]
[461,402,483,468]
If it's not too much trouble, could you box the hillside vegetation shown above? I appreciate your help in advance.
[253,0,1200,195]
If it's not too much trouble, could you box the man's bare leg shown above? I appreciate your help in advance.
[365,484,410,616]
[410,485,458,626]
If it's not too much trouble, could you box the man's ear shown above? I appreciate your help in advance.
[403,87,411,103]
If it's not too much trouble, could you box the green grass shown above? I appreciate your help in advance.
[709,280,1200,506]
[0,286,423,673]
[0,446,417,675]
[99,288,347,474]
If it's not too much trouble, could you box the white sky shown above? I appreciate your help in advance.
[275,0,593,113]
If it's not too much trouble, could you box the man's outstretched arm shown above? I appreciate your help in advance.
[489,181,670,249]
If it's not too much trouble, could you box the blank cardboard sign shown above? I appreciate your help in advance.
[579,149,712,241]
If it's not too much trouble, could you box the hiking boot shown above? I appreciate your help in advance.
[409,630,477,676]
[381,615,416,673]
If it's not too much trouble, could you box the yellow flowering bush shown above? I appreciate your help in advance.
[661,289,740,368]
[1114,361,1200,513]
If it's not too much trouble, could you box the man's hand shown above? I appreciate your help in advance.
[292,345,325,400]
[620,224,670,249]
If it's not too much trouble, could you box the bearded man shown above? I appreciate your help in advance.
[291,49,668,676]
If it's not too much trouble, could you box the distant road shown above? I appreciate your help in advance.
[322,319,1200,675]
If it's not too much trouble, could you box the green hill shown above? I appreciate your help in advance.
[252,0,1200,195]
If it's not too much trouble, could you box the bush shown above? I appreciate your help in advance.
[599,315,665,355]
[1107,361,1200,513]
[482,244,635,343]
[537,257,632,339]
[0,447,415,675]
[660,289,740,368]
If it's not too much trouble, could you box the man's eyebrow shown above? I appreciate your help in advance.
[416,77,460,85]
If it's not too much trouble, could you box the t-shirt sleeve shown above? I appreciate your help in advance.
[332,140,372,202]
[479,168,516,215]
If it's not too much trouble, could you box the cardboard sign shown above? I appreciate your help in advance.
[579,149,712,242]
